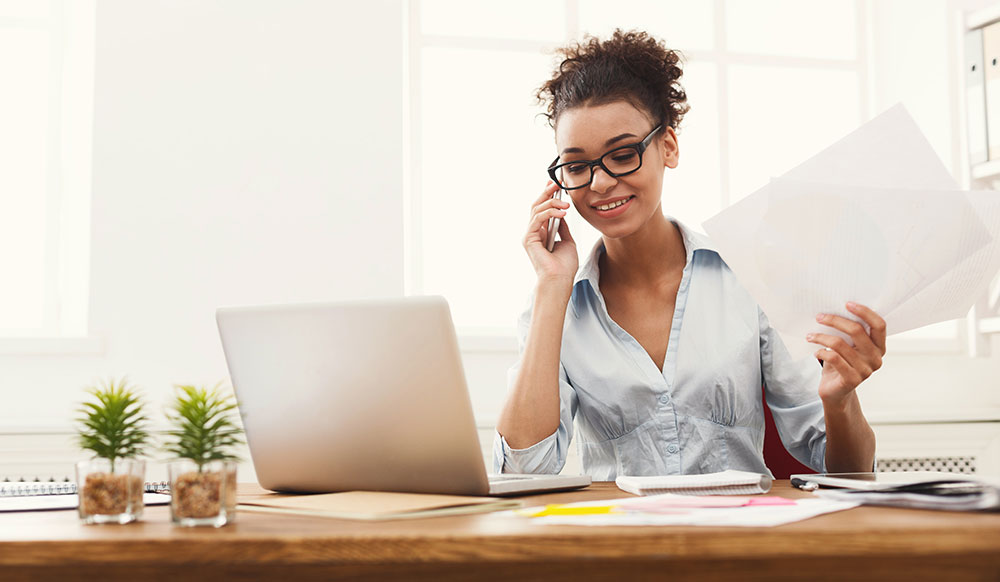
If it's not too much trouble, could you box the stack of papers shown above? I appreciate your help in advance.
[516,493,857,527]
[815,480,1000,512]
[616,470,772,496]
[703,104,1000,357]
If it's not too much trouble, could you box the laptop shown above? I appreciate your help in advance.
[216,295,591,496]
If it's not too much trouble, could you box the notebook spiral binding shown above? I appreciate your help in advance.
[0,480,171,497]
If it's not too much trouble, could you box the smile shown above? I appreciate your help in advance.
[596,198,629,211]
[591,196,635,216]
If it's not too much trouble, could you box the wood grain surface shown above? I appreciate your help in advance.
[2,482,998,581]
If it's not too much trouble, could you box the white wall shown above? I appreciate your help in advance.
[0,0,405,429]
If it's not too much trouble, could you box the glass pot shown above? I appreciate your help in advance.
[168,459,237,527]
[75,458,145,524]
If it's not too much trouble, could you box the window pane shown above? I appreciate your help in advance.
[420,47,555,330]
[725,0,856,60]
[665,61,721,229]
[578,0,714,51]
[420,0,564,42]
[0,29,49,332]
[727,65,860,202]
[0,0,49,19]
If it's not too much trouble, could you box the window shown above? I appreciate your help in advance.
[407,0,959,349]
[0,0,94,340]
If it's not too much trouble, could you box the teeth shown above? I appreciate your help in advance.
[597,198,629,211]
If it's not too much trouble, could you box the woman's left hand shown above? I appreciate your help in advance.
[807,302,887,405]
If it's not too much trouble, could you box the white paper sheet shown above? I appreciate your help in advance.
[703,105,1000,357]
[0,492,170,512]
[781,104,958,191]
[524,498,859,527]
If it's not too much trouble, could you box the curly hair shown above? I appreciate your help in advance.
[537,29,689,131]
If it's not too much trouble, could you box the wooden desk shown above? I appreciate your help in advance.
[2,482,998,581]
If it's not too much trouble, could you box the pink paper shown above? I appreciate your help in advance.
[617,495,798,512]
[618,496,750,510]
[746,496,797,506]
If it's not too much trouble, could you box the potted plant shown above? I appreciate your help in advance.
[165,383,244,527]
[75,378,150,524]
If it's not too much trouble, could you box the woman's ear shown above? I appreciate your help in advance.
[660,126,679,169]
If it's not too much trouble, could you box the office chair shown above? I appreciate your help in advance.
[761,386,815,479]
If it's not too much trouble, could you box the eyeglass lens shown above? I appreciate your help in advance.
[555,147,641,189]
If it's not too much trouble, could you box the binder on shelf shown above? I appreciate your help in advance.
[983,21,1000,160]
[967,28,989,165]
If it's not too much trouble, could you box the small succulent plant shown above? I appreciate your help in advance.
[165,383,244,472]
[76,378,150,472]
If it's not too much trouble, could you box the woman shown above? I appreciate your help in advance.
[493,30,884,480]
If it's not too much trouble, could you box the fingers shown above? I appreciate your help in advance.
[526,207,567,240]
[531,197,569,221]
[525,182,570,247]
[815,312,880,362]
[846,302,887,354]
[807,333,873,379]
[815,348,863,387]
[531,181,562,215]
[524,207,568,250]
[808,302,887,382]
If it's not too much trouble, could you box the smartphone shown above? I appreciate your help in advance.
[546,189,563,252]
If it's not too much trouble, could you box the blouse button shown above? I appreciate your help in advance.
[666,444,679,454]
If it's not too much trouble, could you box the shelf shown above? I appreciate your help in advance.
[978,315,1000,334]
[867,410,1000,425]
[967,4,1000,30]
[0,336,105,356]
[970,159,1000,180]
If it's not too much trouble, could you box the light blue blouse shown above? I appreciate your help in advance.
[493,220,827,480]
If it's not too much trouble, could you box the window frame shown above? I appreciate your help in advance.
[405,0,963,355]
[0,0,98,353]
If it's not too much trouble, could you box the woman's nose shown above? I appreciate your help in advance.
[590,167,617,193]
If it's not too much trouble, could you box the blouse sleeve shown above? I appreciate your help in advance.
[492,299,578,474]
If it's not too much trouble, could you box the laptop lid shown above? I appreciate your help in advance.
[216,296,493,496]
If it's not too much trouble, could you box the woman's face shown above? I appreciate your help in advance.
[553,100,678,241]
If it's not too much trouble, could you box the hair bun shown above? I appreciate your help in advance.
[538,29,689,130]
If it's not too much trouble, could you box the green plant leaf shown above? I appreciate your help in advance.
[164,382,245,470]
[75,377,150,468]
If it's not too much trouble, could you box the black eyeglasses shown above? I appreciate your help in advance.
[547,124,663,191]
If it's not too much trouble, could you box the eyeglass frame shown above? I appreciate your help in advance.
[547,123,664,191]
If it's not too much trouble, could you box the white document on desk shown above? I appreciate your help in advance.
[703,104,1000,357]
[524,498,859,528]
[0,492,170,512]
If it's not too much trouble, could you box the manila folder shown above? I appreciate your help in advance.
[237,486,520,521]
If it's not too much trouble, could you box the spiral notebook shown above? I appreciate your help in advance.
[0,479,171,512]
[616,470,773,496]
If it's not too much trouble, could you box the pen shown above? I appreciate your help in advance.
[791,477,819,492]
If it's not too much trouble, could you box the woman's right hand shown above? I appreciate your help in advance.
[523,181,578,283]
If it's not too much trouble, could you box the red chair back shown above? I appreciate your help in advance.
[762,386,815,479]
